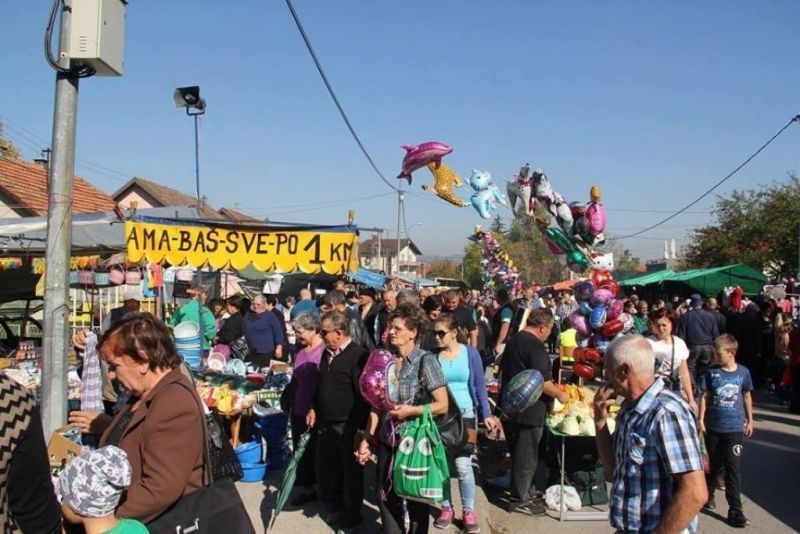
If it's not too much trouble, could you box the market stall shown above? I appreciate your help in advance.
[618,263,766,300]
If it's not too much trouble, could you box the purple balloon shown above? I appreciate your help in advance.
[591,288,614,307]
[606,298,624,320]
[573,281,595,302]
[570,312,591,337]
[359,349,396,411]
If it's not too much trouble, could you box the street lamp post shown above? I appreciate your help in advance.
[173,86,206,208]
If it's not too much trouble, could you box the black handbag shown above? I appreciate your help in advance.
[179,365,243,483]
[415,353,467,455]
[147,383,255,534]
[206,409,243,482]
[230,335,250,360]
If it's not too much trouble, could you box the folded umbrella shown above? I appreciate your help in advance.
[270,430,311,530]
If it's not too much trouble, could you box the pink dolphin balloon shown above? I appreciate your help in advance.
[359,349,397,411]
[397,142,453,184]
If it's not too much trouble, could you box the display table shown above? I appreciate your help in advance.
[548,427,609,522]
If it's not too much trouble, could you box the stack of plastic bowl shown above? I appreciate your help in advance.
[173,321,203,369]
[234,441,267,483]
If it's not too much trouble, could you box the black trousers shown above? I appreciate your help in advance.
[705,430,744,511]
[291,416,317,490]
[502,420,545,503]
[315,422,364,520]
[687,344,714,392]
[377,442,431,534]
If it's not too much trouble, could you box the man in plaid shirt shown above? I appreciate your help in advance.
[594,335,707,533]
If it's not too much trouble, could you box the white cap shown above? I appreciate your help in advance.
[123,288,142,302]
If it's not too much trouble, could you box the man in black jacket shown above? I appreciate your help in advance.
[306,311,370,530]
[499,308,570,515]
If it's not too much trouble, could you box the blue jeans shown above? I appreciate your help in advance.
[443,407,476,511]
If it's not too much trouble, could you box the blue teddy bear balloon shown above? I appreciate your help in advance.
[469,169,506,219]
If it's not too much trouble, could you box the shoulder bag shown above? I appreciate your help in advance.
[414,352,467,455]
[663,336,682,393]
[393,405,450,505]
[180,365,243,482]
[147,381,253,534]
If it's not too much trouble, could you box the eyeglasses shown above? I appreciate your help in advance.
[434,329,451,338]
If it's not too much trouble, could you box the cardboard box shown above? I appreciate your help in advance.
[48,424,82,469]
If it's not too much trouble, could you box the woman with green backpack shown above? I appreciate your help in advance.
[355,304,449,534]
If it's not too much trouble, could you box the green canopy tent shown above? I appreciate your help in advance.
[618,264,766,299]
[661,264,766,297]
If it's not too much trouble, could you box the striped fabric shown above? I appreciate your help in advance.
[0,373,36,533]
[610,379,703,533]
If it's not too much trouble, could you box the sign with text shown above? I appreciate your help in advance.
[125,221,358,274]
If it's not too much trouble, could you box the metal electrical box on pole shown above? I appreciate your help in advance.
[41,0,126,436]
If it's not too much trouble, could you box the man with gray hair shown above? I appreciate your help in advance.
[322,290,374,351]
[396,288,420,308]
[594,335,707,533]
[306,311,369,530]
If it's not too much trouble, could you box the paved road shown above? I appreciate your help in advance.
[478,390,800,534]
[235,390,799,533]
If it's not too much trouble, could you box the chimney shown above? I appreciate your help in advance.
[33,157,49,170]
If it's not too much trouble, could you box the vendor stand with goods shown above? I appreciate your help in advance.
[126,215,359,483]
[545,383,619,521]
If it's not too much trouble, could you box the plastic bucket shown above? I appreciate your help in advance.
[235,441,263,465]
[94,272,109,286]
[174,321,200,339]
[239,462,267,483]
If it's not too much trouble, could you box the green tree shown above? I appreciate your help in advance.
[683,175,800,277]
[490,215,506,234]
[461,241,484,289]
[604,238,642,273]
[426,259,461,279]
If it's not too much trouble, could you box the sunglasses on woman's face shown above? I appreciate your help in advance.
[434,329,451,338]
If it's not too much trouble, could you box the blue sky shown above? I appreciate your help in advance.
[1,1,799,264]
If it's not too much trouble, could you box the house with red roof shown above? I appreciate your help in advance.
[0,156,115,218]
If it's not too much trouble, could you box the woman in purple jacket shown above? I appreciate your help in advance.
[432,313,499,533]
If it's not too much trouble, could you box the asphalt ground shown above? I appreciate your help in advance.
[236,389,799,533]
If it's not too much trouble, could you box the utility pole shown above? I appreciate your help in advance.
[42,1,79,436]
[395,188,404,276]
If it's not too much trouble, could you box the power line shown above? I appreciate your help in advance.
[617,113,800,239]
[238,192,393,212]
[1,116,131,183]
[283,0,398,193]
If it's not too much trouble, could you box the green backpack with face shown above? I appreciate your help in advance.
[393,405,450,505]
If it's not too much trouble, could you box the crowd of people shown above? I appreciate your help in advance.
[0,277,796,533]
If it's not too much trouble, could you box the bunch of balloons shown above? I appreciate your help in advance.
[468,227,521,292]
[568,267,635,380]
[507,164,607,273]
